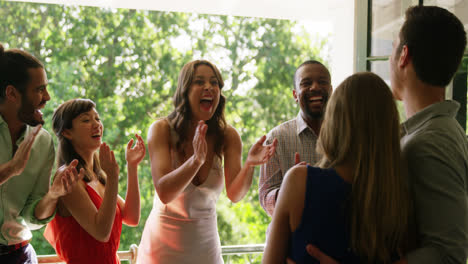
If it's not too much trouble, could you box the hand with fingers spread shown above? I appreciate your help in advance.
[99,142,119,182]
[10,125,42,176]
[192,120,208,165]
[126,134,146,167]
[245,136,278,167]
[49,159,85,199]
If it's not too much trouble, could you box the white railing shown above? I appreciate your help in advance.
[37,244,265,264]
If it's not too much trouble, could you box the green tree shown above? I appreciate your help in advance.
[0,2,329,263]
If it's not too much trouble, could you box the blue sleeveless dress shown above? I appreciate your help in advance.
[288,166,359,264]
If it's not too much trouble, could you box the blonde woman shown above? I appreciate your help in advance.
[262,72,413,264]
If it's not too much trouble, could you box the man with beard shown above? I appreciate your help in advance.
[259,60,332,217]
[0,44,82,263]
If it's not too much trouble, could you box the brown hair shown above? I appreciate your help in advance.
[53,98,106,185]
[0,43,44,103]
[317,72,411,263]
[167,60,226,157]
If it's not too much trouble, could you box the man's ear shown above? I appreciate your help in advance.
[293,89,299,103]
[398,45,411,68]
[5,85,20,103]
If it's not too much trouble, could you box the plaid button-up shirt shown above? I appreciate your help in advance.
[259,114,321,217]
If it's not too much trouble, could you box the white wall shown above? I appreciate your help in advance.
[11,0,355,87]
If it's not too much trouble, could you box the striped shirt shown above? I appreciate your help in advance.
[259,114,321,217]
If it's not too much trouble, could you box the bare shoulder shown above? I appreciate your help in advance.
[224,124,240,139]
[223,124,241,150]
[283,165,308,191]
[148,119,170,143]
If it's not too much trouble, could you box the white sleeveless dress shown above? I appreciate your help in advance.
[137,123,225,264]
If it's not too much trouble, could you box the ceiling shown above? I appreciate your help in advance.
[11,0,348,21]
[10,0,356,85]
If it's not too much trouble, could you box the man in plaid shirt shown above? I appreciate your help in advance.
[259,60,332,217]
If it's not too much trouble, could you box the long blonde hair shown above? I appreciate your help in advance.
[317,72,411,263]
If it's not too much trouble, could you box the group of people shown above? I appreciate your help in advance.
[0,4,466,264]
[260,5,467,264]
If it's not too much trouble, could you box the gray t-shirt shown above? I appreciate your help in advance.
[402,100,468,264]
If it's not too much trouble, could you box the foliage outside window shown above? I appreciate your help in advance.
[0,1,330,263]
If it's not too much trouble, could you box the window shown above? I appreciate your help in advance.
[357,0,468,131]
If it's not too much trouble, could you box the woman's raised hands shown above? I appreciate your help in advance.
[99,142,119,182]
[126,134,146,167]
[192,121,208,165]
[245,135,278,167]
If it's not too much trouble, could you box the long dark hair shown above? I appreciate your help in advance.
[52,98,106,185]
[167,60,226,158]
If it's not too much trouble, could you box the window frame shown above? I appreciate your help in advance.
[356,0,468,131]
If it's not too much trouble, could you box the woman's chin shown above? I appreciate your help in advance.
[193,112,214,122]
[90,143,101,152]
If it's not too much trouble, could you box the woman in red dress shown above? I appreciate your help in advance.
[44,98,145,264]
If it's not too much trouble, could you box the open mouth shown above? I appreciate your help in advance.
[91,133,102,140]
[308,96,324,105]
[33,109,43,120]
[200,97,214,111]
[33,102,47,120]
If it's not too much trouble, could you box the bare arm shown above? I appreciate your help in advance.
[262,165,307,264]
[149,119,207,204]
[0,125,41,185]
[224,126,277,203]
[60,143,119,242]
[118,134,145,226]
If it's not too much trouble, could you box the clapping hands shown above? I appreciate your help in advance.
[126,134,146,167]
[245,136,278,167]
[99,142,119,182]
[10,125,42,176]
[49,159,85,199]
[193,121,208,165]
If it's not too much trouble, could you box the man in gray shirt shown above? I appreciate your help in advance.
[304,5,468,264]
[390,6,467,264]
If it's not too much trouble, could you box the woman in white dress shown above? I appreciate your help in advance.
[138,60,278,264]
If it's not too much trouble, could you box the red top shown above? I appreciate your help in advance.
[44,184,122,264]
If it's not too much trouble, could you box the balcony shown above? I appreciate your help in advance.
[37,244,266,264]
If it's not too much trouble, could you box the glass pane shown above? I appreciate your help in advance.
[370,60,407,121]
[450,57,467,132]
[370,60,391,83]
[460,57,468,133]
[465,57,468,133]
[424,0,468,55]
[370,0,419,57]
